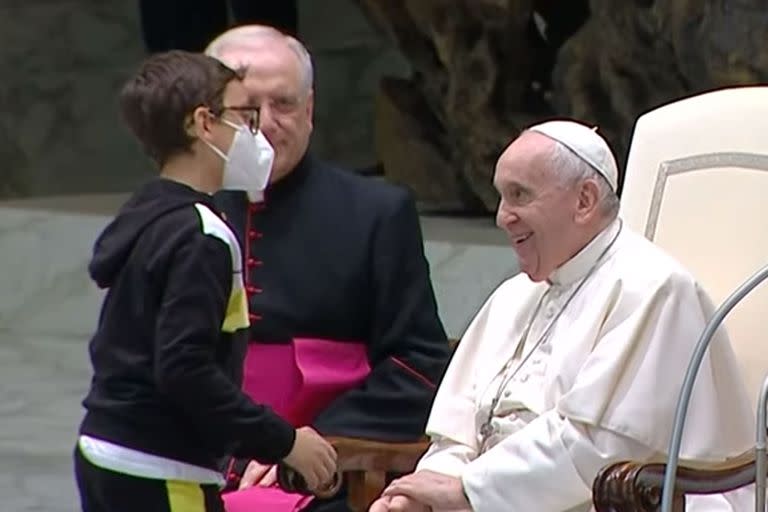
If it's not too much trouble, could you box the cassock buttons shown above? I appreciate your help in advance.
[247,258,263,268]
[248,229,263,240]
[246,285,262,295]
[249,313,262,322]
[249,203,265,214]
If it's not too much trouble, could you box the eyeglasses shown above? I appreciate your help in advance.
[220,105,260,134]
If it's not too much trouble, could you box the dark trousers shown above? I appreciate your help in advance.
[74,446,224,512]
[139,0,299,53]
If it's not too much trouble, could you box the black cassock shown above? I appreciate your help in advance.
[215,154,450,511]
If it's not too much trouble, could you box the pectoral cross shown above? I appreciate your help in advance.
[479,421,496,440]
[478,419,498,454]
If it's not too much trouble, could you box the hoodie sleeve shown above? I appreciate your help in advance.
[153,232,296,464]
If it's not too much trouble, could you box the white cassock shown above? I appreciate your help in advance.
[417,218,755,511]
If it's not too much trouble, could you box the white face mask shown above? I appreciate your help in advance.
[206,119,275,202]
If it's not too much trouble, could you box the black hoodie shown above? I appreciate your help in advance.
[80,178,295,470]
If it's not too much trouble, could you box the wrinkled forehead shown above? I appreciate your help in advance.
[219,40,303,85]
[495,132,557,185]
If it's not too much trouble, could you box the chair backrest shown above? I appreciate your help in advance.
[619,86,768,409]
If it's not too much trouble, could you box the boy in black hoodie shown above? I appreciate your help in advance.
[74,50,336,512]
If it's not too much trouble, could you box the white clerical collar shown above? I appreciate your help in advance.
[548,217,622,287]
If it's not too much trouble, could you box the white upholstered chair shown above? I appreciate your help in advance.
[593,85,768,511]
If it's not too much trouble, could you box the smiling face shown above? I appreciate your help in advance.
[218,37,313,183]
[494,132,604,282]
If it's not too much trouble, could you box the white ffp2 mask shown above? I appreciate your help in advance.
[206,119,275,202]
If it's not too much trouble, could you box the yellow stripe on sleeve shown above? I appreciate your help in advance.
[166,480,205,512]
[222,282,249,333]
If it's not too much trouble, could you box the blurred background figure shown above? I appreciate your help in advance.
[139,0,299,53]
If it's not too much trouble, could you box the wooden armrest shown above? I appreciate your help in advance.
[592,450,756,512]
[278,436,431,512]
[328,435,431,473]
[330,436,431,511]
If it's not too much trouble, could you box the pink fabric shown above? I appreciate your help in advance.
[242,337,371,427]
[228,338,370,512]
[223,486,314,512]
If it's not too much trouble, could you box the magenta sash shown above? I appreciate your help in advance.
[241,337,370,427]
[224,337,370,512]
[223,486,313,512]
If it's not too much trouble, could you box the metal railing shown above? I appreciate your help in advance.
[661,263,768,512]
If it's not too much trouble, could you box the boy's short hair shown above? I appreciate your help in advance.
[119,50,243,166]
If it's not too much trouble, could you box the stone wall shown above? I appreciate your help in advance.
[356,0,768,212]
[0,1,150,199]
[6,1,766,209]
[300,0,410,172]
[0,0,406,199]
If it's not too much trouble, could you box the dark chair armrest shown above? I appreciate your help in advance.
[592,450,756,512]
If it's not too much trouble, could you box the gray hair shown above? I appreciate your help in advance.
[204,25,314,95]
[549,141,620,218]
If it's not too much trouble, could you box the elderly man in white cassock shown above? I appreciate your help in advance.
[369,120,755,512]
